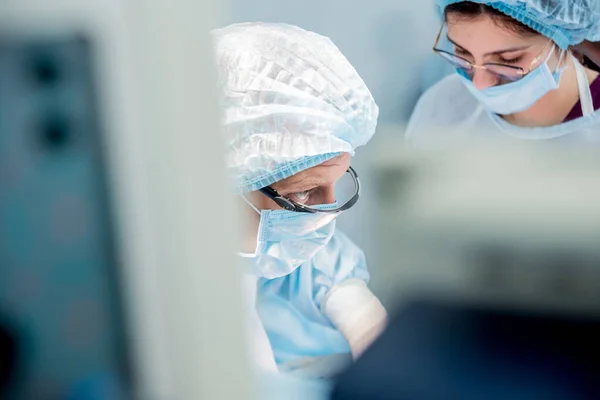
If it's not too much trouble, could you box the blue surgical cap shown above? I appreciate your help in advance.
[437,0,600,49]
[211,22,379,194]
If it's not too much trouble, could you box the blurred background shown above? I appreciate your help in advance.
[1,0,600,399]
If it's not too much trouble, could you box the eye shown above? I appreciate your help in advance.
[291,190,311,203]
[498,55,523,65]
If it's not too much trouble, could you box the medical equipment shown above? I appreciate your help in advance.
[0,32,130,400]
[258,167,360,214]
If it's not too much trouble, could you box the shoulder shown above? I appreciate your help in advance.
[405,74,481,148]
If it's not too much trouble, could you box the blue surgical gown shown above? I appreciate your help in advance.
[255,229,369,365]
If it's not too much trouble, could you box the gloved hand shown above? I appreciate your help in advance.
[321,280,388,359]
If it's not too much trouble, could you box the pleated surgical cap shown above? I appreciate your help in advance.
[211,22,379,193]
[438,0,600,49]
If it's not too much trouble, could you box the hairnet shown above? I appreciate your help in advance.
[437,0,600,49]
[211,22,378,193]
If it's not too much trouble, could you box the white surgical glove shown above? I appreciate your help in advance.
[321,279,388,359]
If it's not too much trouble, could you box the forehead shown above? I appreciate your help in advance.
[446,14,545,49]
[272,153,351,192]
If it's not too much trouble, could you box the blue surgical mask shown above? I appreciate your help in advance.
[240,197,340,279]
[457,46,566,115]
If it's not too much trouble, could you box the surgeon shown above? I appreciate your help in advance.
[211,23,387,378]
[406,0,600,146]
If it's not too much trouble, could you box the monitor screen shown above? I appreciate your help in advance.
[0,35,130,400]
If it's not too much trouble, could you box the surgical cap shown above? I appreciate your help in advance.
[437,0,600,49]
[211,22,378,193]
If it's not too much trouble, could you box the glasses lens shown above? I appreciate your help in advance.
[334,170,358,207]
[485,64,524,83]
[436,51,472,72]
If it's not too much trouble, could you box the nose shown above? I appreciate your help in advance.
[472,68,499,90]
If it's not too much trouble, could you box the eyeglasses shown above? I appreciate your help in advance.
[432,25,556,83]
[259,166,360,214]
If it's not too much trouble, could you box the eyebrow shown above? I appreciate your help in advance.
[447,35,531,56]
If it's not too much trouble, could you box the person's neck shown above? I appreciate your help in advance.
[503,60,598,127]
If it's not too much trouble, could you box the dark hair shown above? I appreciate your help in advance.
[445,2,539,37]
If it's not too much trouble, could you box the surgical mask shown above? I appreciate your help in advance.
[240,197,340,279]
[457,46,566,115]
[486,53,597,140]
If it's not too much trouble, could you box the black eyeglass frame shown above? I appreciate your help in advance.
[259,166,360,214]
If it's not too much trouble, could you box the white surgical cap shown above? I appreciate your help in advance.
[438,0,600,49]
[211,22,379,193]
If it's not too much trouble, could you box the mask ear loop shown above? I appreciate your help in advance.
[555,48,568,74]
[569,51,594,117]
[241,195,261,215]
